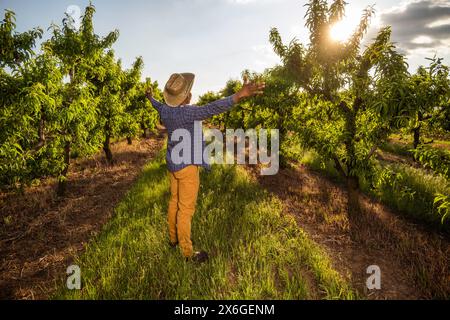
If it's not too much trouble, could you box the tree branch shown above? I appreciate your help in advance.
[339,101,351,115]
[365,145,379,161]
[333,156,347,178]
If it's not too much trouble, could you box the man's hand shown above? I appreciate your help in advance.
[233,76,266,104]
[145,87,153,101]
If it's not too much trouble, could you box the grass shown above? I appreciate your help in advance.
[388,133,450,152]
[294,148,450,231]
[381,139,450,179]
[436,139,450,149]
[55,151,354,300]
[380,141,412,158]
[370,163,450,229]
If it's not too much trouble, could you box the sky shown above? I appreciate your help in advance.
[1,0,450,102]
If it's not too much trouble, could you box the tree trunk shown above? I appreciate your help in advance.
[413,112,423,149]
[127,137,133,145]
[413,126,421,149]
[341,173,364,232]
[57,67,76,196]
[57,141,71,196]
[347,175,367,240]
[346,176,361,220]
[279,126,289,169]
[142,128,151,139]
[33,116,46,152]
[341,99,361,218]
[103,134,114,165]
[38,117,45,145]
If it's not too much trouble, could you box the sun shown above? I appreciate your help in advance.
[329,20,356,43]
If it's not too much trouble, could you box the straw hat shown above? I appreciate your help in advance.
[163,73,195,107]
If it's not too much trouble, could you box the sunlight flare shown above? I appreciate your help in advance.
[329,20,355,42]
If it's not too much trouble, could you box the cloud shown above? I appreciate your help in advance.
[251,44,280,69]
[379,0,450,50]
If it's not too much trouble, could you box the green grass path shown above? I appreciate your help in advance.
[57,151,354,300]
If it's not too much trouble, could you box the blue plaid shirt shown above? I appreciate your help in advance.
[150,95,235,172]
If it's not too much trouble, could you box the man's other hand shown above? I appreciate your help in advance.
[234,75,266,104]
[145,87,153,100]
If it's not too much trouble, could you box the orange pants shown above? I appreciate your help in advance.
[168,165,200,257]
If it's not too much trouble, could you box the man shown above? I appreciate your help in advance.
[146,73,265,263]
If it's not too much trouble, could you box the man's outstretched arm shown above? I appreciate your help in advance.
[145,88,163,112]
[183,77,265,122]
